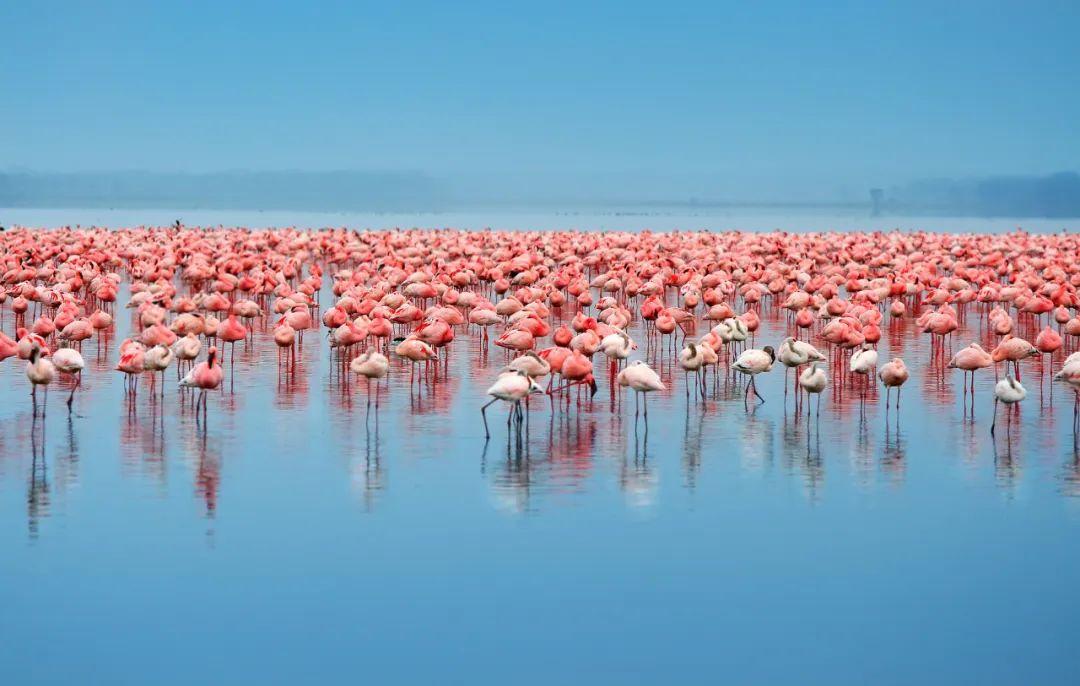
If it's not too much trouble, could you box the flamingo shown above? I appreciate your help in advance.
[849,344,878,409]
[678,342,706,400]
[180,346,225,420]
[991,336,1038,380]
[991,374,1026,435]
[115,341,146,396]
[395,336,438,389]
[617,360,666,422]
[144,344,175,396]
[350,349,390,411]
[26,344,56,416]
[798,363,827,418]
[52,345,86,409]
[878,358,909,412]
[481,370,544,438]
[777,337,826,402]
[733,345,775,407]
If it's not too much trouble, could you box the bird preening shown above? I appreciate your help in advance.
[481,369,545,439]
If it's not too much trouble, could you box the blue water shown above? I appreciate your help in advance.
[2,226,1080,683]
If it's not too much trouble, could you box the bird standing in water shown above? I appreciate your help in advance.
[351,348,390,413]
[850,344,878,410]
[778,337,826,403]
[481,370,544,439]
[798,363,827,418]
[948,342,993,403]
[144,343,175,397]
[26,343,56,416]
[1054,353,1080,433]
[991,374,1026,435]
[617,360,666,423]
[878,358,909,413]
[52,344,85,410]
[180,346,224,423]
[678,342,706,400]
[733,346,775,408]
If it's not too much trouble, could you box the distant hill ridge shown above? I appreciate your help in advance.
[0,170,448,212]
[2,170,1079,217]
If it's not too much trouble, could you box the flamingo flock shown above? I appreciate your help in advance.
[0,225,1078,442]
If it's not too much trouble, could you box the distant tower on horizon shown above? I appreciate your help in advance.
[870,188,885,216]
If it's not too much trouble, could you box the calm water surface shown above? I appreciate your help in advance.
[3,222,1080,684]
[4,205,1079,234]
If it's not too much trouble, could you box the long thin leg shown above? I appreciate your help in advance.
[67,375,80,409]
[1073,391,1079,434]
[752,377,764,404]
[480,397,498,439]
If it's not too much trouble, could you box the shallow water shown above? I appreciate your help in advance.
[3,239,1080,684]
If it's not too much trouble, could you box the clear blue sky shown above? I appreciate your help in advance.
[2,1,1078,198]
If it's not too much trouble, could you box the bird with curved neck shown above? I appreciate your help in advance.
[481,369,544,439]
[798,363,827,418]
[733,345,775,408]
[180,346,224,421]
[991,374,1026,436]
[26,343,56,416]
[617,360,666,423]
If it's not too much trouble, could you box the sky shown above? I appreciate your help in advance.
[3,1,1079,201]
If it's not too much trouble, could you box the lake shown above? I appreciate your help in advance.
[2,210,1079,685]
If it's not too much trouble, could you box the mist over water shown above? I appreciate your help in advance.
[3,207,1078,234]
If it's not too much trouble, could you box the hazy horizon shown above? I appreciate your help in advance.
[4,169,1080,218]
[4,1,1079,208]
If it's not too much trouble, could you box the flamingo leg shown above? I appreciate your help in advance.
[751,376,764,404]
[480,397,498,439]
[67,375,80,409]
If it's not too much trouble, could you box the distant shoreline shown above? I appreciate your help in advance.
[3,206,1077,234]
[4,171,1080,219]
